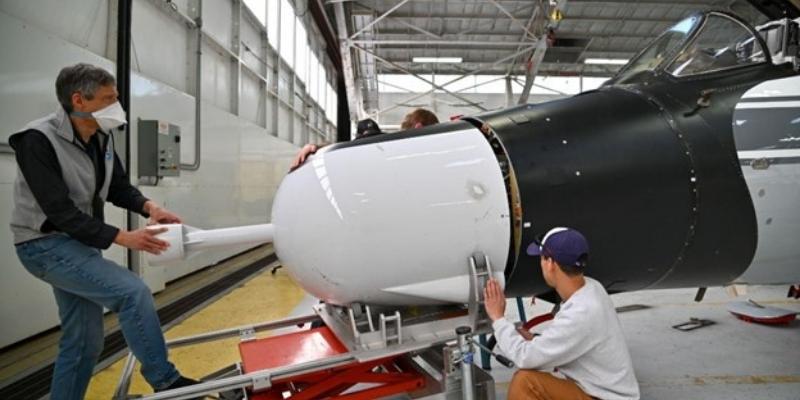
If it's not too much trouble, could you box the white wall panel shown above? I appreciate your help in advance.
[241,72,263,125]
[203,0,233,49]
[240,14,264,74]
[277,105,292,141]
[0,9,114,142]
[278,70,291,102]
[294,114,304,145]
[132,0,189,92]
[0,0,109,57]
[201,42,233,112]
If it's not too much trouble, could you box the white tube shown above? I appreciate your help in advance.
[146,224,274,266]
[184,224,274,251]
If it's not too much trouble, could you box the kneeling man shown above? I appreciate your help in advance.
[484,227,639,400]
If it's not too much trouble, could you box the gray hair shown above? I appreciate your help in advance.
[55,63,116,112]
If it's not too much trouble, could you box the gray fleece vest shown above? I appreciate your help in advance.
[10,107,114,244]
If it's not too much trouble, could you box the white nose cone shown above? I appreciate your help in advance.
[272,126,511,305]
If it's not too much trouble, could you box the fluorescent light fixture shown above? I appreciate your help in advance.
[412,57,463,63]
[584,58,630,65]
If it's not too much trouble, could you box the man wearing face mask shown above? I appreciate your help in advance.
[9,63,198,399]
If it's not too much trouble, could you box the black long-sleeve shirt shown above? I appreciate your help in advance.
[11,129,149,249]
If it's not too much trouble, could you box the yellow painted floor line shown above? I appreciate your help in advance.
[85,267,305,399]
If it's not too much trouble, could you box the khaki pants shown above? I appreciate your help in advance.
[507,369,593,400]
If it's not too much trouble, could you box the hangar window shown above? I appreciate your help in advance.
[667,14,766,77]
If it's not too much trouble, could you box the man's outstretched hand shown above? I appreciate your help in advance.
[290,144,319,171]
[114,227,169,255]
[484,278,506,321]
[144,201,182,225]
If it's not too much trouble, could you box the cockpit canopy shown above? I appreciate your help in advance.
[609,12,768,85]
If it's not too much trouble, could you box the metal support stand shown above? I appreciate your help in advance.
[113,252,500,399]
[456,326,476,400]
[468,252,493,333]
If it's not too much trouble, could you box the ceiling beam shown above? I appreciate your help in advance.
[487,0,538,38]
[376,54,636,65]
[373,43,541,115]
[349,0,410,39]
[371,13,682,23]
[375,65,622,76]
[368,45,639,53]
[351,45,489,110]
[368,29,660,40]
[350,39,539,47]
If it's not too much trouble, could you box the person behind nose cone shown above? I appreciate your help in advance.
[9,63,199,399]
[289,108,440,171]
[484,227,640,400]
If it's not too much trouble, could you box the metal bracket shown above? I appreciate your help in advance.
[380,311,403,346]
[364,305,375,331]
[468,252,493,332]
[348,307,362,340]
[239,326,256,342]
[347,303,377,341]
[251,372,272,391]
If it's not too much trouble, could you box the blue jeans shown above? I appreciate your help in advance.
[15,235,180,400]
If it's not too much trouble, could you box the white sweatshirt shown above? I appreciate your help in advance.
[492,277,640,400]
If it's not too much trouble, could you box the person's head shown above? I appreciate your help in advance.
[355,118,382,139]
[57,63,118,114]
[56,63,125,133]
[526,227,589,287]
[400,108,439,130]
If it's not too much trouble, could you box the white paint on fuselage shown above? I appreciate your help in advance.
[734,75,800,284]
[738,75,800,98]
[737,162,800,284]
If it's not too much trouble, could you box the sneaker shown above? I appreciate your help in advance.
[158,376,204,399]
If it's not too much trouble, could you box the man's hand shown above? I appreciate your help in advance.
[144,201,182,225]
[290,144,319,171]
[114,227,170,255]
[484,279,506,321]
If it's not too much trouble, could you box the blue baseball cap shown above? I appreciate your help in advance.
[526,227,589,268]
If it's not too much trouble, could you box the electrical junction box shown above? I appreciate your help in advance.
[138,120,181,179]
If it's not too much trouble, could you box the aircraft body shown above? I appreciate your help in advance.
[152,11,800,306]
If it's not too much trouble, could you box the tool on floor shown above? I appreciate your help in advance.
[672,317,716,331]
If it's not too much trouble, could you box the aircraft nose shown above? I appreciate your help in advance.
[270,124,511,305]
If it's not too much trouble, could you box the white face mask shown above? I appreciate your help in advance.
[71,101,127,133]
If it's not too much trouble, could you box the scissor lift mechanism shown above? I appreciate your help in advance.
[113,253,502,400]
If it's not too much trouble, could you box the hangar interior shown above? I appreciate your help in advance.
[0,0,798,399]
